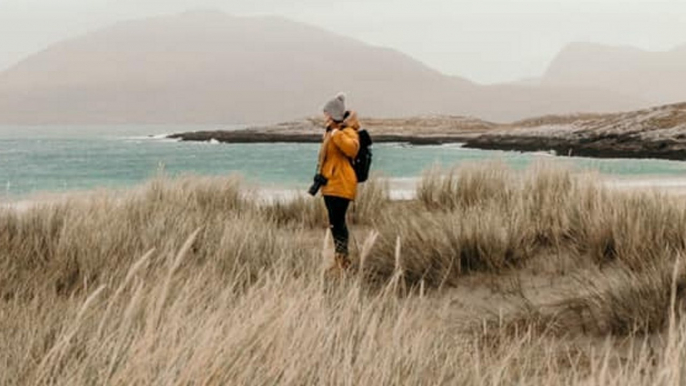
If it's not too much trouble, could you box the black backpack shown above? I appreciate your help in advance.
[352,129,373,183]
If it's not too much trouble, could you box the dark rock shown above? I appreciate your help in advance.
[168,130,474,146]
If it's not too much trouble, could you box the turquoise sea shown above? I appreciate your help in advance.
[2,125,686,199]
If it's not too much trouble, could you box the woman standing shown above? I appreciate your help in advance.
[315,93,360,272]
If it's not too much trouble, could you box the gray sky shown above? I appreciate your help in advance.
[1,0,685,84]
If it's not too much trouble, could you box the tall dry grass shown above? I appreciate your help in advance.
[363,162,686,289]
[2,166,686,385]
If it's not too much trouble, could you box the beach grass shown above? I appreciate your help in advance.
[2,164,686,385]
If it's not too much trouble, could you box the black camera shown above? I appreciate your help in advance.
[308,174,328,196]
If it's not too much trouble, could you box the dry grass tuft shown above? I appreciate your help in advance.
[417,162,513,210]
[564,260,686,336]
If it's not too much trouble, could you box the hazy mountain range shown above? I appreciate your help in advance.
[0,10,683,124]
[542,42,686,106]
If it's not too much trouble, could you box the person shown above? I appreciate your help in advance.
[317,93,360,272]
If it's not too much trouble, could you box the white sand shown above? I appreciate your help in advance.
[604,176,686,195]
[0,189,121,213]
[4,175,686,214]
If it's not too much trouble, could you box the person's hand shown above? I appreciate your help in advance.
[325,117,334,130]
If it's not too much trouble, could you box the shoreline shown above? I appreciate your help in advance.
[463,136,686,161]
[6,174,686,214]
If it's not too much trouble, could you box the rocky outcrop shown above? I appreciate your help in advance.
[169,116,497,145]
[465,103,686,160]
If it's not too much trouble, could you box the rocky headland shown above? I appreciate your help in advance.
[170,102,686,160]
[465,102,686,160]
[169,116,496,145]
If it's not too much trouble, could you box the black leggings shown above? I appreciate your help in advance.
[324,196,351,254]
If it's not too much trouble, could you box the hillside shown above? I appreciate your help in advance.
[542,42,686,105]
[0,10,648,124]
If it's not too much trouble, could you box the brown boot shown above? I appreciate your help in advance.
[335,253,352,271]
[325,254,352,279]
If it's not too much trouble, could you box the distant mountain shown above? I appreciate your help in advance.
[542,42,686,105]
[507,77,542,87]
[0,11,649,124]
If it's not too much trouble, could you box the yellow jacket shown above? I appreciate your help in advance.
[319,112,361,200]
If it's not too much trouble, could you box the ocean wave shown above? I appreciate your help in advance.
[119,134,181,143]
[434,143,466,148]
[376,142,466,149]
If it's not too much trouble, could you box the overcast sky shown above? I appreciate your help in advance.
[1,0,685,84]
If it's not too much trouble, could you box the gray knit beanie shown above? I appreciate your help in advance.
[323,93,346,122]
